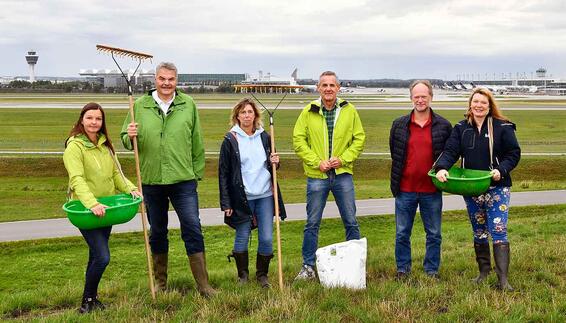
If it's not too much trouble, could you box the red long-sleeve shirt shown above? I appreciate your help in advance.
[399,113,437,193]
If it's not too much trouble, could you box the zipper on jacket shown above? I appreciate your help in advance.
[92,151,102,170]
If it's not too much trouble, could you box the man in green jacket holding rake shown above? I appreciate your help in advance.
[121,62,216,297]
[293,71,366,281]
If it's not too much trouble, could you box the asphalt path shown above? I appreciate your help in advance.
[1,190,564,242]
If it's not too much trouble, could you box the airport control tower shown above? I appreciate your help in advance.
[25,50,39,82]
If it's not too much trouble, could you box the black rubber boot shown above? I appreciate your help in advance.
[256,253,274,288]
[493,242,514,291]
[472,242,491,284]
[228,251,249,284]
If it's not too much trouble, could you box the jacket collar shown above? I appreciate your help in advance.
[309,98,349,114]
[68,133,107,149]
[144,89,187,111]
[230,124,264,138]
[405,108,440,125]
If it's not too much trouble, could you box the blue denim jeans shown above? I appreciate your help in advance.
[395,191,443,274]
[302,172,360,267]
[143,180,204,256]
[233,196,274,255]
[464,186,511,244]
[79,226,112,298]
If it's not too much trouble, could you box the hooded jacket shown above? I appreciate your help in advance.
[218,129,286,229]
[293,98,365,179]
[63,134,137,209]
[120,89,205,185]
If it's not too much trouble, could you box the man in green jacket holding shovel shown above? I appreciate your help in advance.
[121,62,216,297]
[293,71,366,280]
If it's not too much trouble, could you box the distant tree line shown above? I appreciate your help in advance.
[298,79,445,88]
[1,80,105,93]
[0,80,237,94]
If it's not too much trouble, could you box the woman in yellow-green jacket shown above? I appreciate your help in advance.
[63,102,141,314]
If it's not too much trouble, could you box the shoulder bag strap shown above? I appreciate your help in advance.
[488,116,494,170]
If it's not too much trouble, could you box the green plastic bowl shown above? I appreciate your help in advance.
[428,167,492,196]
[63,194,142,230]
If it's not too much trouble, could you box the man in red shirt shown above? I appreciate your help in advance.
[389,80,452,279]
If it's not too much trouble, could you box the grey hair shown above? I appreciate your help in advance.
[318,71,339,84]
[409,80,433,98]
[156,62,178,76]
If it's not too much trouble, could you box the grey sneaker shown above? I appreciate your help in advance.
[294,265,316,281]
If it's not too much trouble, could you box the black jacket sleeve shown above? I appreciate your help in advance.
[496,123,521,178]
[218,138,232,211]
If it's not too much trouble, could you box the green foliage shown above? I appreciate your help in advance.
[1,205,565,321]
[0,156,564,222]
[1,107,566,153]
[8,80,32,88]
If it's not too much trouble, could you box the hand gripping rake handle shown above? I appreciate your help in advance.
[250,92,287,289]
[96,44,156,299]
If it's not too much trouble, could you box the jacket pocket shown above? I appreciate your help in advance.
[461,128,475,150]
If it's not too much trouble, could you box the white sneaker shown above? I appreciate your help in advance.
[294,264,316,281]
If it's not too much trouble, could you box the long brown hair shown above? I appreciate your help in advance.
[230,98,263,130]
[465,87,509,124]
[66,102,115,153]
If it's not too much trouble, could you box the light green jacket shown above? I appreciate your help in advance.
[120,90,205,185]
[293,98,365,179]
[63,134,136,209]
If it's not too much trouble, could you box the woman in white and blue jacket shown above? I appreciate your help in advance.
[435,88,520,291]
[218,98,286,288]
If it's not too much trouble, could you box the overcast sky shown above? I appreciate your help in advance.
[2,0,566,80]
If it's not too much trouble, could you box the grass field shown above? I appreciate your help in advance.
[2,107,566,153]
[1,204,565,321]
[1,155,565,222]
[2,98,564,222]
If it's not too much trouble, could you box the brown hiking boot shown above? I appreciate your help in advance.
[152,253,168,291]
[188,252,218,297]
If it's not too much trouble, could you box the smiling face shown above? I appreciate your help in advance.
[155,67,177,100]
[81,108,103,138]
[237,104,256,130]
[317,74,340,108]
[469,93,490,120]
[410,83,432,113]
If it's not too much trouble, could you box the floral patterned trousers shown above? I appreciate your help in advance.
[464,186,511,244]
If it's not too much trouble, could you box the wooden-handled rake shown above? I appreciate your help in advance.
[250,92,287,289]
[96,44,156,299]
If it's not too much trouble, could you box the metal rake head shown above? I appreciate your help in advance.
[250,92,288,118]
[96,44,153,61]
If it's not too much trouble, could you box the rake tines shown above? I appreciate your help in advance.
[96,44,153,61]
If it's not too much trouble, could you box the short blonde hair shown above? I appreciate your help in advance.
[230,98,263,129]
